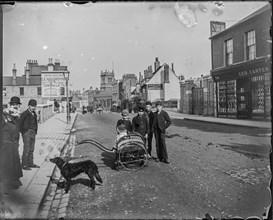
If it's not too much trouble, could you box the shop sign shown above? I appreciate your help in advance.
[238,66,270,77]
[148,84,163,90]
[212,61,271,81]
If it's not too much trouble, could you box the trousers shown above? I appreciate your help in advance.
[22,129,36,166]
[154,129,168,161]
[147,132,154,155]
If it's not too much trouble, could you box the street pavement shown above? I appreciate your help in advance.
[0,112,78,219]
[164,108,271,129]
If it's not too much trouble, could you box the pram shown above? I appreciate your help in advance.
[76,132,148,171]
[113,132,148,170]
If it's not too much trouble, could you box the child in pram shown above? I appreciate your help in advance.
[111,124,128,152]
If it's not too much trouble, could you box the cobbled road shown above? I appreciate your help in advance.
[50,111,271,219]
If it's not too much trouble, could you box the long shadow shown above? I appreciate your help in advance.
[100,151,116,170]
[54,118,67,124]
[57,178,102,189]
[219,142,270,159]
[171,118,271,137]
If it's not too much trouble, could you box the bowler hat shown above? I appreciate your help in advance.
[28,99,37,106]
[121,109,129,117]
[156,101,162,106]
[146,101,152,106]
[9,96,21,105]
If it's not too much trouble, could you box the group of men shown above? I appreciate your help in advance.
[116,101,171,164]
[5,96,40,170]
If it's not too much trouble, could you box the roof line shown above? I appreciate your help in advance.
[210,3,270,39]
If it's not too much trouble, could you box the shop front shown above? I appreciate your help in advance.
[212,57,271,120]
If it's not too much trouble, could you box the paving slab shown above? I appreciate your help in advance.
[1,112,78,219]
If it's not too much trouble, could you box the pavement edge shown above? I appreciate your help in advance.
[34,113,79,218]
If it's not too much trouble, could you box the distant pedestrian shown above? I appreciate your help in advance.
[116,109,132,133]
[19,99,40,170]
[132,106,149,140]
[54,99,60,113]
[152,101,171,163]
[145,101,155,159]
[1,96,23,193]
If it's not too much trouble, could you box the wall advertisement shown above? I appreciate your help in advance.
[41,73,66,98]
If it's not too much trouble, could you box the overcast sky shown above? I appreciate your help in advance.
[3,1,268,91]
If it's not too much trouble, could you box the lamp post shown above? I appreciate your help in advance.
[63,71,71,124]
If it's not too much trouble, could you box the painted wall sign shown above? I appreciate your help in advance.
[147,84,163,90]
[41,73,66,97]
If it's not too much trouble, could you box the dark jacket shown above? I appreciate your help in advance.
[132,114,149,137]
[116,118,132,132]
[145,109,155,132]
[19,109,38,135]
[152,110,171,133]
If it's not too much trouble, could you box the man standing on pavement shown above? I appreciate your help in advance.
[19,99,40,170]
[152,101,171,163]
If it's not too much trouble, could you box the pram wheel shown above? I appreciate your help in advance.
[118,143,147,171]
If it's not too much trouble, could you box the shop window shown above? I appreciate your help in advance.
[246,30,256,61]
[20,87,24,96]
[217,80,237,115]
[225,39,233,65]
[37,87,41,95]
[251,75,265,115]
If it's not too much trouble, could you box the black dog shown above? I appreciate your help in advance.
[50,156,103,193]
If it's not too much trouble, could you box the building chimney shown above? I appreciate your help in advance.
[171,63,175,72]
[25,67,30,85]
[154,57,160,72]
[164,64,170,83]
[12,63,17,86]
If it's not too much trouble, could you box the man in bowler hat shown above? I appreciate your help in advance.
[19,99,40,170]
[152,101,171,163]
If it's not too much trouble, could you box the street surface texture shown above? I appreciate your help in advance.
[55,112,270,219]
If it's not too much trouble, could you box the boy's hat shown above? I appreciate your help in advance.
[145,101,152,106]
[9,96,21,105]
[121,109,129,117]
[28,99,37,106]
[138,106,145,112]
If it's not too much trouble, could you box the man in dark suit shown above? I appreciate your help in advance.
[19,99,40,170]
[152,101,171,163]
[145,101,154,159]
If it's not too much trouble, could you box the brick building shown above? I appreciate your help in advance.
[179,75,215,115]
[112,79,123,111]
[3,58,69,111]
[210,3,271,120]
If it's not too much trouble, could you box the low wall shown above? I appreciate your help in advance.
[37,104,54,123]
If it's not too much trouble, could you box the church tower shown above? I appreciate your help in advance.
[100,70,115,91]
